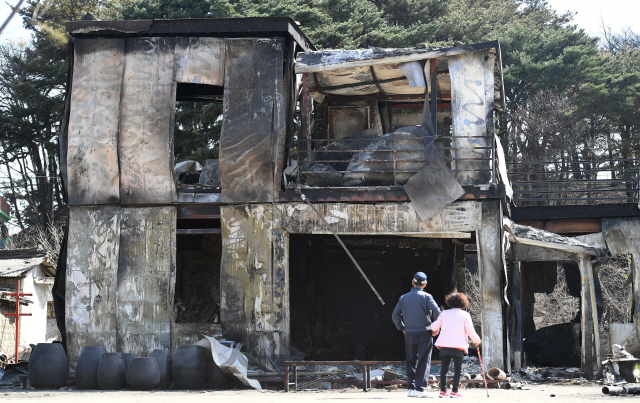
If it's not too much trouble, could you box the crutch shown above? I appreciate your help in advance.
[477,345,489,397]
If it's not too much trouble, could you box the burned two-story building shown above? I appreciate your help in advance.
[59,17,639,380]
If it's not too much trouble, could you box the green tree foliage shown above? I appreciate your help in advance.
[173,101,223,163]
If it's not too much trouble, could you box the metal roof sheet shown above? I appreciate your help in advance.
[0,257,47,278]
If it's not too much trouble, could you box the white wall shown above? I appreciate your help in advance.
[19,267,52,347]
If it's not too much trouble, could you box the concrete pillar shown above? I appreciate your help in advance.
[476,200,504,369]
[512,260,522,371]
[579,256,594,379]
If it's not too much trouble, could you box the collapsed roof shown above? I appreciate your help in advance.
[295,40,506,110]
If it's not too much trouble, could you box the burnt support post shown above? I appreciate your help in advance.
[476,200,504,369]
[579,255,594,380]
[512,260,522,371]
[455,243,466,293]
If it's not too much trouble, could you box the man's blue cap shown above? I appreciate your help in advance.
[413,272,427,285]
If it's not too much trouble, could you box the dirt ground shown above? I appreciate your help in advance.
[0,384,624,402]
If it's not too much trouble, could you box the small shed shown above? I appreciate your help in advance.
[0,248,56,362]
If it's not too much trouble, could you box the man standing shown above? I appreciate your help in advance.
[392,272,441,398]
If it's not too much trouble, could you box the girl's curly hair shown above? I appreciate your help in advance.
[445,292,469,309]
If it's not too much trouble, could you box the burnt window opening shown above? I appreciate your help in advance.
[174,218,222,324]
[521,262,583,368]
[174,83,224,190]
[289,234,461,361]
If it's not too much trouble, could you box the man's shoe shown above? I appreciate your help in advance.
[414,390,433,398]
[407,389,415,397]
[450,391,462,398]
[439,391,450,398]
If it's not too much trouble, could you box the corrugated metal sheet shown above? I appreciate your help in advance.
[0,257,45,278]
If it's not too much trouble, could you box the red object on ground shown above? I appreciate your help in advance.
[4,279,32,362]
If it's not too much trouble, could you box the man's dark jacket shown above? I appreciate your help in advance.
[392,287,441,332]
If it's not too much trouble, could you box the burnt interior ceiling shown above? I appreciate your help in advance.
[289,234,458,361]
[175,232,222,324]
[176,83,224,101]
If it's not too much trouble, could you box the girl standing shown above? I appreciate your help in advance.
[430,292,481,398]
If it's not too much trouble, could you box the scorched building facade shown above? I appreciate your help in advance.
[60,17,513,371]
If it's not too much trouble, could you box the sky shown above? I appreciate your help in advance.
[1,0,640,42]
[546,0,640,36]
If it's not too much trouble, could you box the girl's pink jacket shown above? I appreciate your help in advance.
[430,308,481,354]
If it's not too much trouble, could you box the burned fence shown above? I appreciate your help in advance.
[295,130,496,188]
[509,159,640,206]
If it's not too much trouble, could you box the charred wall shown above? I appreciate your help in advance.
[219,200,505,368]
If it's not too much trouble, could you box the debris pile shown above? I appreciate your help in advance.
[602,344,640,384]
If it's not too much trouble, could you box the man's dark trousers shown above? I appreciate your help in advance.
[404,331,433,392]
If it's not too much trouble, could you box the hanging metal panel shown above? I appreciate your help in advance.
[219,38,282,203]
[119,37,177,204]
[116,206,176,355]
[448,51,494,185]
[67,39,124,205]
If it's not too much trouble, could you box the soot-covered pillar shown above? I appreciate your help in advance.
[476,200,504,369]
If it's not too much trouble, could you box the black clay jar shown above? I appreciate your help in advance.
[75,346,107,390]
[172,345,209,389]
[126,357,160,390]
[97,353,126,390]
[121,353,136,371]
[150,349,172,389]
[28,343,69,389]
[208,360,235,390]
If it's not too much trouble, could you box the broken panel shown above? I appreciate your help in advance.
[119,37,177,204]
[116,206,176,355]
[274,201,480,235]
[448,51,494,185]
[67,39,124,205]
[65,206,121,367]
[219,38,283,203]
[174,37,225,85]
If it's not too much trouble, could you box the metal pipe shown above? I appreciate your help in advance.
[297,190,385,305]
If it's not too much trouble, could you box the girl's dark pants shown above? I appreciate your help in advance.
[440,347,464,392]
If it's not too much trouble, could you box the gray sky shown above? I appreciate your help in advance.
[1,0,640,42]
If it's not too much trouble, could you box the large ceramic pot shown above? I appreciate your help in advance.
[28,343,69,389]
[150,349,172,389]
[208,360,235,390]
[121,353,136,371]
[126,357,160,390]
[75,346,107,390]
[172,345,209,389]
[97,353,126,390]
